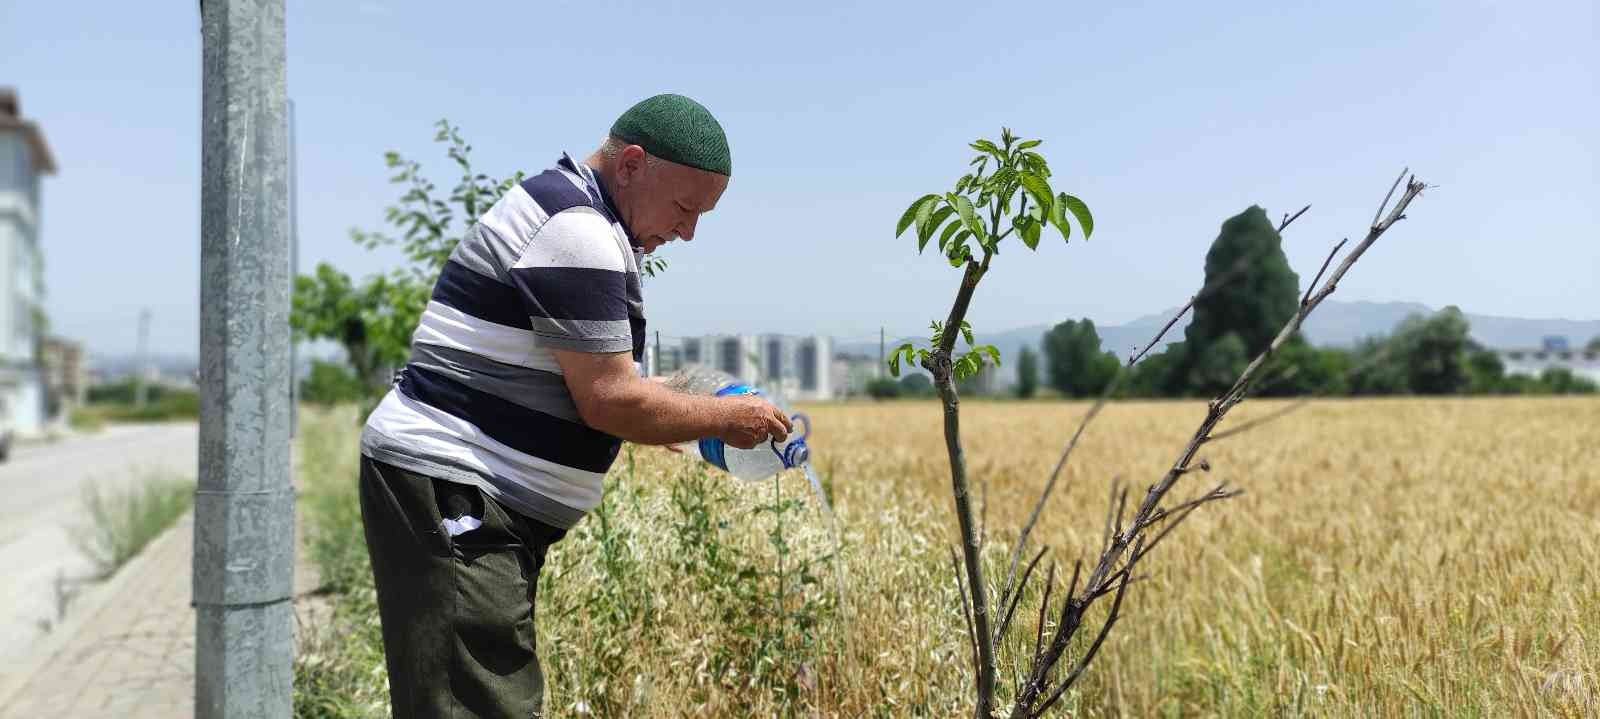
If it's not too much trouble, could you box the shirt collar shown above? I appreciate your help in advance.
[559,153,638,248]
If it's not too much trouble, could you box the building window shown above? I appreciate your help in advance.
[718,338,742,376]
[798,338,817,390]
[765,338,783,382]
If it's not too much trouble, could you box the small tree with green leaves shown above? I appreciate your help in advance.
[890,137,1426,717]
[888,128,1092,717]
[1015,346,1040,399]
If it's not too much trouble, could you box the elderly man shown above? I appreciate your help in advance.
[357,94,791,718]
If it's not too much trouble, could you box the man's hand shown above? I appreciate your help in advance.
[553,349,793,448]
[718,394,792,449]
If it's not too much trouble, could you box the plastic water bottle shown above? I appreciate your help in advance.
[666,366,812,481]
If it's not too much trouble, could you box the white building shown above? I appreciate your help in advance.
[670,333,835,400]
[0,90,53,436]
[1494,338,1600,385]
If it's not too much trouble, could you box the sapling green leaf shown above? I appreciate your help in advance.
[937,218,964,253]
[950,194,986,244]
[1019,172,1054,219]
[1048,193,1072,242]
[896,194,938,237]
[1061,193,1095,239]
[919,206,955,252]
[1020,217,1042,250]
[913,197,940,240]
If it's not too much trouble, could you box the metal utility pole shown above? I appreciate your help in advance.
[288,98,299,437]
[654,330,662,377]
[135,308,151,408]
[878,326,885,378]
[195,1,294,716]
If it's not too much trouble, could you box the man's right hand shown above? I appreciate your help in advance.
[718,395,792,449]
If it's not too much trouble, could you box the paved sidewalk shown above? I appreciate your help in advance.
[0,511,321,718]
[0,514,198,718]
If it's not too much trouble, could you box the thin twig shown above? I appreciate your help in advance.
[1033,565,1135,717]
[1301,238,1348,308]
[1373,167,1409,229]
[1278,203,1312,232]
[1033,562,1055,667]
[1207,399,1311,443]
[996,546,1048,644]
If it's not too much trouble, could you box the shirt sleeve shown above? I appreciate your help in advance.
[508,206,634,354]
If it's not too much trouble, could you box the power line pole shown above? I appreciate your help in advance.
[288,97,299,437]
[878,326,885,378]
[196,1,294,716]
[135,308,150,408]
[654,330,662,377]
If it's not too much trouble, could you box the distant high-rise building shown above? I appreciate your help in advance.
[0,89,54,436]
[669,333,836,399]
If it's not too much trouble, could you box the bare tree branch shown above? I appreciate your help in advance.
[1301,238,1348,308]
[1373,167,1409,229]
[999,200,1312,615]
[1006,170,1426,718]
[1033,561,1056,667]
[1278,203,1312,232]
[1032,569,1134,718]
[1206,399,1311,443]
[996,546,1048,644]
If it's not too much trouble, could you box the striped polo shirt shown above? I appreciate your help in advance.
[361,154,645,529]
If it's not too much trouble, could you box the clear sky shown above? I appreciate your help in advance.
[3,0,1595,356]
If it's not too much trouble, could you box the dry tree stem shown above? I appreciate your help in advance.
[997,212,1306,613]
[1006,171,1425,718]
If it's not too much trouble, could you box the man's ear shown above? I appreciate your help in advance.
[615,144,648,188]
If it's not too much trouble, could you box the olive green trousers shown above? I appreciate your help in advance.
[359,456,566,718]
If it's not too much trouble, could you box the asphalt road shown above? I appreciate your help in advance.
[0,423,198,670]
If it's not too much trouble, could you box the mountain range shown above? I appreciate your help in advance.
[838,300,1600,385]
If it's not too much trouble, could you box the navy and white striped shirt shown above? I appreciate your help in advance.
[361,154,644,529]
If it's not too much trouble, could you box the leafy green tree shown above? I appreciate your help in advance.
[1539,367,1598,394]
[1255,337,1351,396]
[1392,306,1472,394]
[1465,347,1507,394]
[1171,206,1299,395]
[1348,335,1409,395]
[1015,346,1039,398]
[299,359,369,406]
[1041,319,1119,398]
[899,372,935,397]
[291,120,522,402]
[1120,342,1181,398]
[290,264,417,394]
[864,377,902,399]
[1587,336,1600,353]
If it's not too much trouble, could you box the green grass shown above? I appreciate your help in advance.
[292,406,389,719]
[288,406,844,718]
[72,474,194,579]
[70,391,200,427]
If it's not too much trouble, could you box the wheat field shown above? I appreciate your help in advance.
[295,397,1600,717]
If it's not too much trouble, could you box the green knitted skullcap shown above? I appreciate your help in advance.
[609,94,731,176]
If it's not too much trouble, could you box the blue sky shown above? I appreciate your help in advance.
[3,0,1595,356]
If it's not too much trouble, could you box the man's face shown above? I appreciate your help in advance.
[608,145,729,254]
